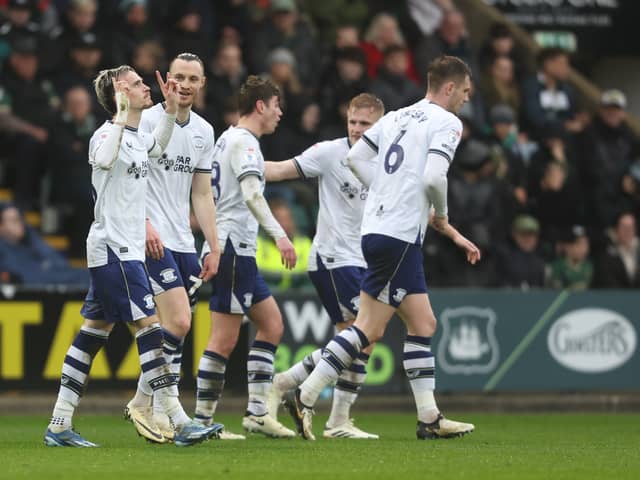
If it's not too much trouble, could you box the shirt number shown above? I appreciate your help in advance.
[211,161,221,203]
[384,130,407,174]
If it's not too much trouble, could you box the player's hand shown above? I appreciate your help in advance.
[453,232,481,265]
[276,236,297,270]
[112,78,129,125]
[145,219,164,260]
[156,70,179,114]
[199,249,220,282]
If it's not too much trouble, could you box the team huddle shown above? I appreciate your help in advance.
[43,52,480,447]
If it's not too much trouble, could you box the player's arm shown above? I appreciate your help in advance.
[148,70,179,158]
[347,136,378,187]
[264,160,302,182]
[92,80,129,170]
[192,173,220,280]
[424,154,481,264]
[240,174,296,269]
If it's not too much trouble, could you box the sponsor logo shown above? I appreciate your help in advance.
[127,160,149,179]
[547,308,637,373]
[392,288,407,303]
[438,307,499,375]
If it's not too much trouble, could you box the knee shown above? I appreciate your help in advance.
[256,317,284,344]
[170,312,192,338]
[208,331,240,358]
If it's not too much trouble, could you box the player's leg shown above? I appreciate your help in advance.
[194,243,243,429]
[324,320,378,439]
[397,293,474,439]
[242,294,295,437]
[194,310,242,427]
[120,259,219,446]
[287,235,416,439]
[44,299,112,447]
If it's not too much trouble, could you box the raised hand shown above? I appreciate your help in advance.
[155,70,179,114]
[112,78,129,125]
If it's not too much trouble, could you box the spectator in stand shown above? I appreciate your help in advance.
[529,159,585,257]
[521,47,584,139]
[131,39,165,103]
[110,0,157,66]
[205,42,247,129]
[249,0,319,90]
[361,12,418,82]
[0,32,59,209]
[0,0,42,64]
[162,2,212,62]
[578,89,639,230]
[42,0,100,75]
[594,212,640,288]
[54,31,105,110]
[622,159,640,219]
[318,46,369,134]
[262,47,307,128]
[480,55,521,119]
[495,214,546,289]
[437,139,503,286]
[48,85,96,257]
[478,22,529,82]
[0,202,89,286]
[370,45,422,112]
[546,225,593,290]
[413,9,477,85]
[487,104,528,213]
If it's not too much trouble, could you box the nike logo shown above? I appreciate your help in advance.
[135,419,164,440]
[253,419,265,426]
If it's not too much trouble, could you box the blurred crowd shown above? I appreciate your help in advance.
[0,0,638,290]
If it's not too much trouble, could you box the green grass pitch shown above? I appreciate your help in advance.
[2,413,639,480]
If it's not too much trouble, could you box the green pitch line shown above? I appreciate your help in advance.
[2,413,640,480]
[483,290,570,392]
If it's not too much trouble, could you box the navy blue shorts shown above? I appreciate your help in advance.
[360,234,427,307]
[209,239,271,315]
[146,248,202,308]
[81,251,155,323]
[308,255,364,324]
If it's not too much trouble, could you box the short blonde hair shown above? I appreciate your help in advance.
[93,65,134,116]
[348,93,385,117]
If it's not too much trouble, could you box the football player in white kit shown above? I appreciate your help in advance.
[285,55,481,440]
[123,53,238,442]
[263,93,384,439]
[45,65,220,447]
[193,76,297,438]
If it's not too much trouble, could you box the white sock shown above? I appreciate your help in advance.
[403,335,439,423]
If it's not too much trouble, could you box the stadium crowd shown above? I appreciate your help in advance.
[0,0,638,290]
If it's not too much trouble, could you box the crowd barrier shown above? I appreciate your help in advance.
[0,288,637,393]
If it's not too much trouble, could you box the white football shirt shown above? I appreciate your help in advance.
[294,137,367,270]
[86,122,156,267]
[360,99,462,245]
[203,126,264,257]
[140,103,214,253]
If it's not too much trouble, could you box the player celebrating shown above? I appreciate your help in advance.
[123,52,242,442]
[193,76,297,438]
[285,55,480,440]
[263,93,384,439]
[44,65,220,447]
